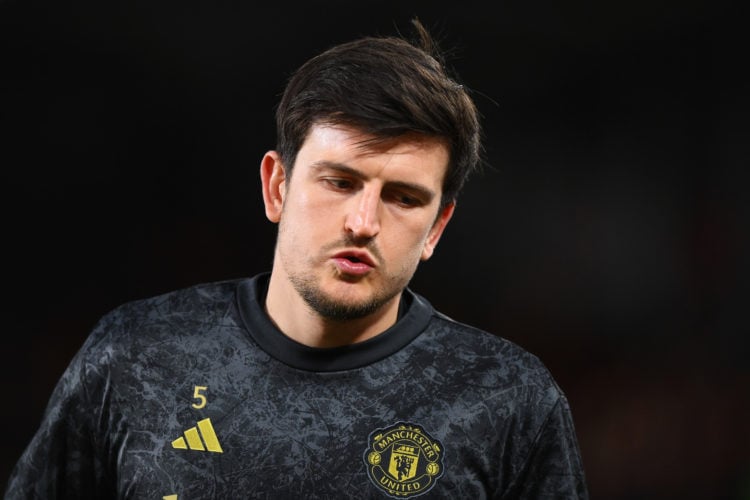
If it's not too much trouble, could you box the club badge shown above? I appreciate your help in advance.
[364,422,445,497]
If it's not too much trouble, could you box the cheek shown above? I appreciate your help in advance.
[280,201,333,247]
[295,188,342,221]
[390,221,432,261]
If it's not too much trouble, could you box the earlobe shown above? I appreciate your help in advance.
[260,151,286,223]
[421,202,455,261]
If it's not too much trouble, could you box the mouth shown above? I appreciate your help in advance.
[333,251,375,267]
[331,250,376,275]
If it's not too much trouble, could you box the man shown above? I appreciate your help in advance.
[6,21,588,498]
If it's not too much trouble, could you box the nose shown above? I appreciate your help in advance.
[344,187,381,239]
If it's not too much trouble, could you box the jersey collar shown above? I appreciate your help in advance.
[236,273,433,372]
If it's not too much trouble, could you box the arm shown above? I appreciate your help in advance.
[502,395,589,500]
[5,332,115,499]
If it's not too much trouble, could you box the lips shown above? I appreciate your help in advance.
[333,250,375,266]
[331,250,376,275]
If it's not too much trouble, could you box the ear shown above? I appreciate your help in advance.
[260,151,286,223]
[421,202,455,261]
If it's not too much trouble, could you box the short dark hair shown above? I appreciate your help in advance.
[275,20,481,207]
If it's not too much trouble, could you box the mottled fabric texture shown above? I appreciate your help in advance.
[5,274,588,499]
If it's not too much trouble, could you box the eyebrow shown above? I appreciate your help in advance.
[310,161,437,203]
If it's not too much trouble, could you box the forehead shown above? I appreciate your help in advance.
[294,124,450,188]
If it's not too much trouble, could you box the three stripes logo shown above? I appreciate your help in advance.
[171,418,223,453]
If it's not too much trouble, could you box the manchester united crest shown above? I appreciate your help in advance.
[364,422,445,497]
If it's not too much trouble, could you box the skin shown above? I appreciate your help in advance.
[261,124,455,348]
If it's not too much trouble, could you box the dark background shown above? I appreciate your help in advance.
[1,0,747,498]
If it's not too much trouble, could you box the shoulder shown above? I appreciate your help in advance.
[427,311,553,376]
[97,279,241,331]
[105,279,242,323]
[417,310,563,409]
[60,279,250,408]
[79,279,246,365]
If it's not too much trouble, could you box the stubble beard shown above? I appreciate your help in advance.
[289,271,404,321]
[281,240,413,322]
[276,203,418,321]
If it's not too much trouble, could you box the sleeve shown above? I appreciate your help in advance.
[502,395,589,500]
[4,327,116,499]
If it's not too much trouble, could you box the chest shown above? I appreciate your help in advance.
[108,361,506,498]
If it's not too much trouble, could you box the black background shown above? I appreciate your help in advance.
[2,0,748,498]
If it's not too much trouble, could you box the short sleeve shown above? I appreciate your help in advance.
[4,323,116,499]
[502,395,589,499]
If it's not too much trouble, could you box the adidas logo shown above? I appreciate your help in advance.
[171,418,223,453]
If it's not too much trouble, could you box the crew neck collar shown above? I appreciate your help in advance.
[236,273,433,372]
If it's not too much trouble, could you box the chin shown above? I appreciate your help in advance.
[302,282,398,321]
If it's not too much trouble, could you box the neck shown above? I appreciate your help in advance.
[265,269,401,348]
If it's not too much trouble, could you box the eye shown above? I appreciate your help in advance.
[387,191,425,208]
[324,178,355,191]
[397,195,419,206]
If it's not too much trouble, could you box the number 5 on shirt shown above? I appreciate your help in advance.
[191,386,208,409]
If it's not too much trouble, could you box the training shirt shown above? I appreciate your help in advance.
[6,273,588,499]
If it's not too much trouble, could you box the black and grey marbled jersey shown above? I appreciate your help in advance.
[6,274,588,499]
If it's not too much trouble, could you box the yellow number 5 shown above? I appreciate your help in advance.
[192,386,208,409]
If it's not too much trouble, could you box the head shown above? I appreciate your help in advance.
[275,20,481,209]
[262,21,481,329]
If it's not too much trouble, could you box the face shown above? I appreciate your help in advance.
[261,124,454,321]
